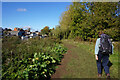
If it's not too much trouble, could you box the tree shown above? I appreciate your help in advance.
[59,2,89,39]
[51,25,63,39]
[58,2,120,41]
[41,26,50,35]
[28,28,31,32]
[86,2,119,40]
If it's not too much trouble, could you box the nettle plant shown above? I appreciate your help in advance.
[18,52,58,79]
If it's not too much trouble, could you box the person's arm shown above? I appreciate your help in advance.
[95,38,100,60]
[95,54,98,60]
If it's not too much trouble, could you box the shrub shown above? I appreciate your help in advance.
[2,36,67,79]
[15,53,58,79]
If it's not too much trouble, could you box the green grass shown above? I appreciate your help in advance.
[109,42,119,78]
[61,39,119,78]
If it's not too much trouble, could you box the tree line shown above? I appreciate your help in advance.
[50,2,120,41]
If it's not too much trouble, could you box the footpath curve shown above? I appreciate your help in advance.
[52,40,97,78]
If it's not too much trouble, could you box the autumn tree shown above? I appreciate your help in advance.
[41,26,50,35]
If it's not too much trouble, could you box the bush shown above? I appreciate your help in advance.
[2,36,67,79]
[15,53,58,79]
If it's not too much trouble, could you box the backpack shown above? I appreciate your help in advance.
[99,34,112,54]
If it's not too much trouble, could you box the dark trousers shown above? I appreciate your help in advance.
[96,52,109,74]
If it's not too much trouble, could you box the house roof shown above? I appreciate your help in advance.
[14,28,18,31]
[14,28,22,31]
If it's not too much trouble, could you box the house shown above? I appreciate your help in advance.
[21,36,29,40]
[10,28,25,36]
[2,28,12,36]
[6,31,12,36]
[25,30,30,36]
[29,32,37,38]
[14,27,21,31]
[35,32,40,36]
[10,31,19,36]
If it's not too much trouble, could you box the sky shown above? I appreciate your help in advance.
[2,2,72,31]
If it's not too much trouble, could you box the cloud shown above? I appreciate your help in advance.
[17,8,27,12]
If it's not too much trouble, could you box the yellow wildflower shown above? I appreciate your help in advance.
[32,59,35,62]
[42,72,45,74]
[35,58,39,60]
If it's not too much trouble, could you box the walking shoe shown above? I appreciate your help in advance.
[98,74,102,78]
[106,73,110,78]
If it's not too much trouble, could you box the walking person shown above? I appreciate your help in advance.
[95,31,114,78]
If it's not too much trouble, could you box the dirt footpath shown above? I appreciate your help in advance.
[51,40,97,78]
[51,43,75,78]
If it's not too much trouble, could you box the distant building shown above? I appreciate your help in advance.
[35,32,40,36]
[21,36,28,40]
[29,32,37,38]
[14,27,21,31]
[10,28,25,36]
[25,30,30,36]
[10,31,19,36]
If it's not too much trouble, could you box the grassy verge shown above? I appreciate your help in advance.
[61,39,119,78]
[61,39,97,78]
[109,42,119,78]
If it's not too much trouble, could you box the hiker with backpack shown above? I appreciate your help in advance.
[95,31,114,78]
